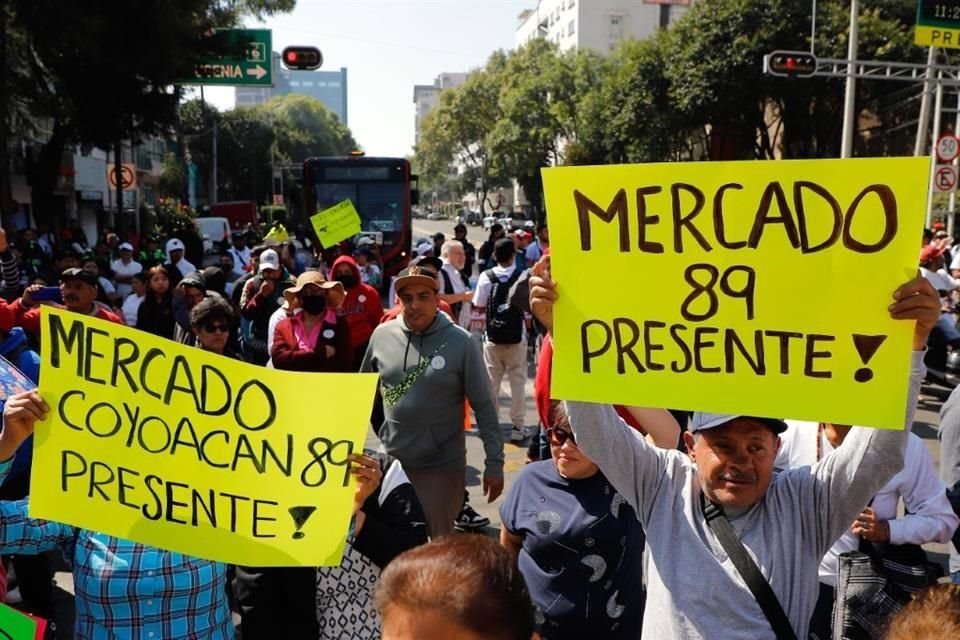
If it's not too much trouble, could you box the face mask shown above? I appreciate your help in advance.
[335,274,357,288]
[300,295,327,315]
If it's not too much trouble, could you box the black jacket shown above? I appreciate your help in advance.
[353,452,428,568]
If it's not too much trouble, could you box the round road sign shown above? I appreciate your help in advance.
[935,165,958,192]
[937,135,960,163]
[108,164,136,190]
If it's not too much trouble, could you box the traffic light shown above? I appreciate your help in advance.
[281,46,322,70]
[765,51,818,78]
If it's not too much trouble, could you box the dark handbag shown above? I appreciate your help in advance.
[833,540,943,639]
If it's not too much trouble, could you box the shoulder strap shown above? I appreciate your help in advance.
[702,496,797,640]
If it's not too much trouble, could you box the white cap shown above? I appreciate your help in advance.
[118,242,134,252]
[166,238,185,253]
[259,248,281,273]
[689,413,787,434]
[416,241,434,256]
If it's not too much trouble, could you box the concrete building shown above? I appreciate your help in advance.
[516,0,690,53]
[413,72,468,145]
[236,52,349,124]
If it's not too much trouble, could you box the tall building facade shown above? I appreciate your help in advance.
[412,72,468,145]
[516,0,690,53]
[236,52,349,124]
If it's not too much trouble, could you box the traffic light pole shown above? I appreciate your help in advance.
[840,0,859,158]
[927,72,945,228]
[915,47,938,156]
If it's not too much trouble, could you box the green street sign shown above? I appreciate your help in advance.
[916,0,960,48]
[184,28,272,86]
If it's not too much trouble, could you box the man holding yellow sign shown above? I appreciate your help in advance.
[0,307,381,638]
[529,157,940,639]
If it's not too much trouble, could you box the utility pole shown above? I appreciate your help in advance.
[915,47,938,156]
[949,87,960,237]
[840,0,859,158]
[211,115,218,205]
[114,139,124,236]
[0,2,11,222]
[927,71,945,228]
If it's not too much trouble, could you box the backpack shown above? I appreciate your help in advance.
[483,268,524,344]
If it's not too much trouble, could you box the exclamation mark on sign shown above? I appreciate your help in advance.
[289,506,317,539]
[852,334,887,383]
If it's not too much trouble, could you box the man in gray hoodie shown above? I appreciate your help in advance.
[528,260,939,639]
[362,265,504,537]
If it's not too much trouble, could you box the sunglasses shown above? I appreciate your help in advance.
[546,427,576,447]
[201,323,230,334]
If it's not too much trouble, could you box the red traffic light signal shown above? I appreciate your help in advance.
[281,46,322,71]
[765,51,818,78]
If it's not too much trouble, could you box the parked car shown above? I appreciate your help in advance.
[427,212,444,220]
[466,211,482,226]
[482,216,497,231]
[194,217,230,254]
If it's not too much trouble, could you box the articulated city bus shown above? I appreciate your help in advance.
[303,155,418,290]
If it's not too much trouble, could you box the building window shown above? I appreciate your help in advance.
[610,15,623,39]
[301,81,314,87]
[289,81,300,87]
[568,0,575,7]
[568,20,575,36]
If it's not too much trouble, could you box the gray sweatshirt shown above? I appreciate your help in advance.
[939,383,960,574]
[361,311,504,477]
[566,351,924,640]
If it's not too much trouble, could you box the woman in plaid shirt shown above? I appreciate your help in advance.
[0,390,233,639]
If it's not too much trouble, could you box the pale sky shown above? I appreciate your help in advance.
[198,0,532,157]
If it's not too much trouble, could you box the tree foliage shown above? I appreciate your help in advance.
[4,0,295,228]
[172,94,358,219]
[414,0,922,219]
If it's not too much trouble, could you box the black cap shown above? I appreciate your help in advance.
[59,267,99,288]
[494,237,516,262]
[410,256,443,273]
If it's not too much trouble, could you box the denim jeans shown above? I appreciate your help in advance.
[952,570,960,585]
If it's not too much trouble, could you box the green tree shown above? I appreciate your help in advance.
[415,51,510,214]
[5,0,295,230]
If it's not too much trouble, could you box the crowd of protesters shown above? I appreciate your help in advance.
[0,217,956,640]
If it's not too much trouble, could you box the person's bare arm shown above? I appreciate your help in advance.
[622,407,681,449]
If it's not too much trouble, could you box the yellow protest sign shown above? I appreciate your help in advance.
[543,158,928,429]
[30,307,378,566]
[311,199,362,247]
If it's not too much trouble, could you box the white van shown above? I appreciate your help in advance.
[194,217,230,254]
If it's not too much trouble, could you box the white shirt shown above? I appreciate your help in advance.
[228,247,251,279]
[111,258,143,299]
[175,257,197,277]
[775,421,959,586]
[98,276,116,297]
[266,305,297,368]
[525,239,544,264]
[441,261,471,329]
[921,266,960,292]
[121,293,144,326]
[473,263,525,342]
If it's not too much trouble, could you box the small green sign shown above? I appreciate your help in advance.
[311,200,362,248]
[0,602,42,639]
[183,29,272,86]
[916,0,960,48]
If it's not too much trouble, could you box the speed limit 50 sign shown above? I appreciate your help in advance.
[937,134,960,163]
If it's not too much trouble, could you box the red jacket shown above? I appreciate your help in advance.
[271,312,353,372]
[331,255,383,349]
[535,336,643,433]
[9,299,123,342]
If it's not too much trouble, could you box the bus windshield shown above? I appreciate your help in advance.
[314,182,404,235]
